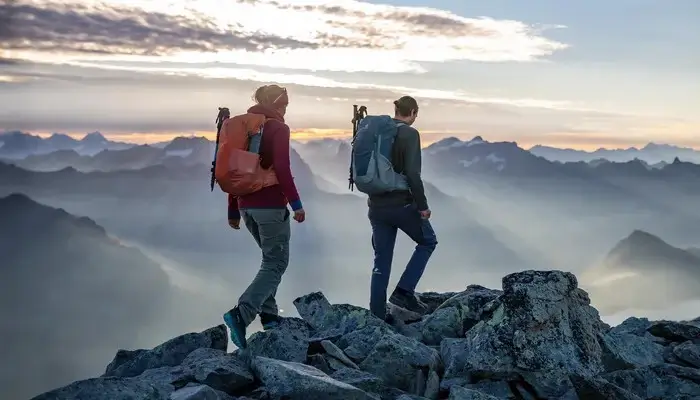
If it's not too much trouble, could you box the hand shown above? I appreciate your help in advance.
[293,208,306,223]
[419,209,431,220]
[228,219,241,229]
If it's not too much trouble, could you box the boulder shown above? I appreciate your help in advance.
[359,333,441,393]
[569,375,642,400]
[448,386,500,399]
[441,270,607,398]
[673,341,700,368]
[250,356,374,399]
[417,285,501,345]
[170,384,237,400]
[648,321,700,343]
[331,367,405,399]
[321,339,359,369]
[336,324,396,362]
[603,363,700,399]
[104,325,228,378]
[173,348,254,393]
[599,331,665,371]
[247,317,310,363]
[31,376,173,400]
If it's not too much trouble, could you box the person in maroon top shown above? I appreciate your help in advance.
[223,84,305,349]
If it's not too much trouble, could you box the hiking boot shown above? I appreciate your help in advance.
[389,288,428,315]
[223,307,247,349]
[260,312,282,330]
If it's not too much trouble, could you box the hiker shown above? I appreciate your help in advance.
[350,96,437,320]
[220,84,305,349]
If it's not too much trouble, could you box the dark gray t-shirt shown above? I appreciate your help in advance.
[367,120,429,211]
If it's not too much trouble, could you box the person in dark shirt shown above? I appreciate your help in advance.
[367,96,437,320]
[223,84,305,349]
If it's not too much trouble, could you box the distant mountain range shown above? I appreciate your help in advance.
[582,230,700,314]
[0,193,178,399]
[422,136,700,179]
[0,131,132,159]
[530,142,700,164]
[2,130,699,172]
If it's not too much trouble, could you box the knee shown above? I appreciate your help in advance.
[419,236,437,252]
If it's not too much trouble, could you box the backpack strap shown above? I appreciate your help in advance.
[247,117,267,154]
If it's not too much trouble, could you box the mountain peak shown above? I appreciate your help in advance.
[0,192,37,208]
[0,193,105,236]
[605,229,700,271]
[81,132,107,143]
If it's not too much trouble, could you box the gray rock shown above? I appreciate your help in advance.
[674,341,700,368]
[423,370,440,400]
[247,317,310,363]
[569,375,643,400]
[306,354,332,374]
[417,291,459,313]
[441,270,606,399]
[327,355,351,371]
[359,333,440,393]
[330,368,404,399]
[454,381,515,399]
[323,304,388,335]
[322,340,359,369]
[604,363,700,399]
[387,304,424,324]
[396,395,429,400]
[599,331,665,371]
[31,376,173,400]
[293,291,333,331]
[448,386,500,399]
[417,306,463,346]
[250,356,373,399]
[687,316,700,328]
[610,317,652,336]
[336,324,395,362]
[418,286,501,346]
[175,348,254,394]
[104,325,228,378]
[411,369,426,396]
[648,321,700,343]
[170,384,236,400]
[663,343,691,367]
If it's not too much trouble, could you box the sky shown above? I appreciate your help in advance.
[1,0,698,149]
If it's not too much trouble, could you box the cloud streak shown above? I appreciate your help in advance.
[4,0,568,73]
[0,1,322,56]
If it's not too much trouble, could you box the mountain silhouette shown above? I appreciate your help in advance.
[688,247,700,258]
[0,193,177,399]
[530,142,700,164]
[0,131,131,159]
[581,230,700,314]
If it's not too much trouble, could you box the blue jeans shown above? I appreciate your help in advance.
[368,203,438,318]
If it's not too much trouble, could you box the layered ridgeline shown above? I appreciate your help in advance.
[0,194,181,399]
[34,270,700,400]
[582,230,700,314]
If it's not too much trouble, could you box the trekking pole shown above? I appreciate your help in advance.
[210,107,230,191]
[349,105,368,190]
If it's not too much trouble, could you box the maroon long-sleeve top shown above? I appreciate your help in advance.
[227,104,302,219]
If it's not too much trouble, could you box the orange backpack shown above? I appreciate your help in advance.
[213,113,278,196]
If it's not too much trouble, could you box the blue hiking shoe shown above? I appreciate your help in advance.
[223,307,247,349]
[260,312,282,330]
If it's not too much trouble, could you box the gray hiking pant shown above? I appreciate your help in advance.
[237,208,291,326]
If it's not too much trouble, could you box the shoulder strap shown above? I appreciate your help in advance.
[248,116,267,154]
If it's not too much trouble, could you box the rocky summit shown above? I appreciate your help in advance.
[32,270,700,400]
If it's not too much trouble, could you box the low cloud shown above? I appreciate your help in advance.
[0,1,323,56]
